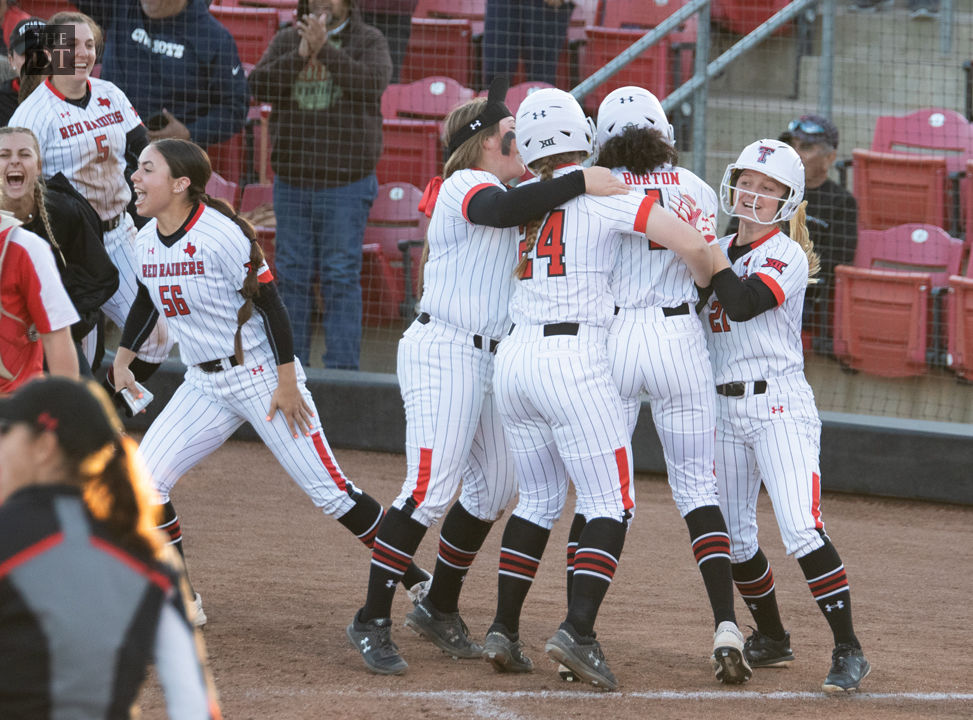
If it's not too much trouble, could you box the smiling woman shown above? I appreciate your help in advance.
[9,12,174,393]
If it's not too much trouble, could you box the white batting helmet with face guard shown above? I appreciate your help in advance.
[595,85,674,149]
[516,88,594,168]
[720,139,805,223]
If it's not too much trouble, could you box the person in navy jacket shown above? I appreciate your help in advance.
[75,0,249,149]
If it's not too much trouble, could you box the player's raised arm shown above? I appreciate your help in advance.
[640,196,713,287]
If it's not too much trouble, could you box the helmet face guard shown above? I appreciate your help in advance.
[720,139,805,223]
[516,88,594,168]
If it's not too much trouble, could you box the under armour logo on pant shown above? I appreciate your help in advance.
[251,366,264,375]
[771,405,784,414]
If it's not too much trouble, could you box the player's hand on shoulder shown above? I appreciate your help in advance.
[266,376,314,439]
[581,167,629,197]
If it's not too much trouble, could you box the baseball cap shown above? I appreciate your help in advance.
[0,376,122,458]
[779,114,839,150]
[9,17,45,56]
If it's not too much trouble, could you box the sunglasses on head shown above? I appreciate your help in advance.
[788,118,827,136]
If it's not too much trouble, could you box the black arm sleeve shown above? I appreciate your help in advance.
[120,281,160,353]
[253,281,295,366]
[710,268,780,322]
[464,170,586,228]
[125,124,149,176]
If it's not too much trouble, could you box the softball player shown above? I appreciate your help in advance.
[700,139,869,692]
[0,212,80,392]
[9,12,173,379]
[484,89,712,690]
[591,87,749,684]
[112,139,428,627]
[348,78,628,675]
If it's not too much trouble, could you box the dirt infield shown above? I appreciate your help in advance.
[135,441,973,719]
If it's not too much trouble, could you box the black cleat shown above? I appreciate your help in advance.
[743,628,795,668]
[346,610,408,675]
[545,623,617,691]
[404,598,483,659]
[823,643,870,693]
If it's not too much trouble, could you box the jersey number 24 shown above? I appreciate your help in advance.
[518,210,566,280]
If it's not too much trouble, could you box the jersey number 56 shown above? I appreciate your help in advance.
[159,285,191,317]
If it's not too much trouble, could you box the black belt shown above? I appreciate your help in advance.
[416,312,498,353]
[716,380,768,397]
[614,303,690,317]
[101,214,122,232]
[197,356,241,373]
[543,322,579,336]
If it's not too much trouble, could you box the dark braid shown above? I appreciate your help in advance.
[34,177,66,266]
[514,151,585,278]
[152,139,265,365]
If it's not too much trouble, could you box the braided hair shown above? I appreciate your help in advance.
[150,139,264,365]
[514,150,586,279]
[788,200,821,280]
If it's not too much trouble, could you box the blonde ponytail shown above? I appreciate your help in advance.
[789,201,820,281]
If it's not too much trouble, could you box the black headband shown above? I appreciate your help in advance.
[444,76,511,161]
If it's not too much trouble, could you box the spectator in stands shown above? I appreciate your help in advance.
[0,16,43,126]
[726,114,857,357]
[250,0,391,370]
[359,0,417,83]
[0,0,28,56]
[75,0,249,149]
[482,0,572,88]
[850,0,939,20]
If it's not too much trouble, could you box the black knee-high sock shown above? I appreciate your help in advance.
[565,512,586,606]
[360,506,428,622]
[732,548,785,639]
[798,538,859,648]
[338,491,429,589]
[565,517,626,638]
[129,358,162,382]
[158,500,195,594]
[427,502,493,614]
[490,515,551,637]
[685,505,736,628]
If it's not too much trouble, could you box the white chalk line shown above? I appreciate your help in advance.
[247,687,973,703]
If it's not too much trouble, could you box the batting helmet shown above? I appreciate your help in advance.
[595,86,674,149]
[720,139,805,223]
[515,88,594,168]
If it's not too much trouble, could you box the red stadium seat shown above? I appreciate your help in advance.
[711,0,791,36]
[208,129,246,187]
[414,0,485,32]
[205,171,240,210]
[209,5,280,68]
[375,118,441,189]
[579,27,669,114]
[400,18,474,86]
[946,275,973,381]
[478,81,554,113]
[248,103,273,185]
[854,224,964,289]
[852,149,949,232]
[965,158,973,244]
[361,182,429,321]
[239,182,274,214]
[871,108,973,175]
[256,226,276,276]
[381,76,475,124]
[833,266,933,378]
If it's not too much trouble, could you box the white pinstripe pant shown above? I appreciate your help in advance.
[140,356,358,518]
[392,317,516,527]
[608,308,719,517]
[495,323,634,530]
[714,372,826,561]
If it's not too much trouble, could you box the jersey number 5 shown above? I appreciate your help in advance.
[94,134,110,163]
[159,285,191,317]
[518,209,566,280]
[708,300,731,333]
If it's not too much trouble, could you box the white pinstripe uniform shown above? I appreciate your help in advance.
[702,230,826,560]
[393,168,517,527]
[132,204,358,517]
[608,164,722,517]
[496,166,656,529]
[10,78,172,365]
